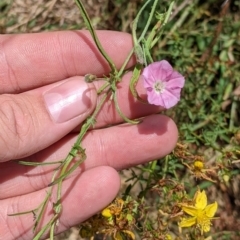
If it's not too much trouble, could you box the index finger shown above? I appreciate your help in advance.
[0,30,135,94]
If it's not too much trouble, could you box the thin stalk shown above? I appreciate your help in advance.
[150,1,175,48]
[41,91,111,238]
[74,0,117,74]
[159,2,193,48]
[118,0,159,77]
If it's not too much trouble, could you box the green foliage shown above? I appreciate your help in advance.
[87,1,240,239]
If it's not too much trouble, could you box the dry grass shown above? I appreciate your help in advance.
[1,0,107,33]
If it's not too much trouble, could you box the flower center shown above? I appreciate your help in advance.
[154,81,165,93]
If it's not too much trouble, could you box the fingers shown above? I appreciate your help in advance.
[0,70,159,162]
[2,166,120,240]
[0,77,97,162]
[0,115,178,198]
[0,31,135,94]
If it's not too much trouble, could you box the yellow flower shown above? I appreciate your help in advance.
[101,208,112,218]
[165,233,172,240]
[179,190,218,234]
[193,160,204,170]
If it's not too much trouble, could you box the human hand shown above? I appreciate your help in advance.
[0,31,178,239]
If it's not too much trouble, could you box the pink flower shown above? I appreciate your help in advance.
[142,60,185,109]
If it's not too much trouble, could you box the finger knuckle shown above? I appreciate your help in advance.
[0,37,22,94]
[0,95,34,160]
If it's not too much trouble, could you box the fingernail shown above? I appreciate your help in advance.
[43,78,93,123]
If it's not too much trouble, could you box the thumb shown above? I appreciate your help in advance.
[0,76,97,162]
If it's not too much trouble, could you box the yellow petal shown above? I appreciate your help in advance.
[203,222,211,232]
[195,190,207,209]
[194,160,204,170]
[165,234,172,240]
[205,202,218,217]
[101,208,112,218]
[179,217,197,227]
[181,205,199,217]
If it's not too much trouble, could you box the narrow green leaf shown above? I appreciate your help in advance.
[48,155,86,186]
[129,63,148,104]
[18,160,63,166]
[113,91,140,125]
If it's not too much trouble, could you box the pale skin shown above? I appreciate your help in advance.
[0,31,178,239]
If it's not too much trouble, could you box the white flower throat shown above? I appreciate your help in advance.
[154,80,165,94]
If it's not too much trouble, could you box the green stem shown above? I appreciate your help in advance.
[149,1,174,50]
[97,81,110,95]
[117,0,159,77]
[77,92,110,142]
[229,99,237,131]
[132,0,152,46]
[163,156,169,179]
[32,91,111,239]
[113,91,140,125]
[32,91,109,239]
[32,170,59,237]
[18,160,63,166]
[191,115,214,131]
[148,160,157,184]
[74,0,117,74]
[159,1,192,48]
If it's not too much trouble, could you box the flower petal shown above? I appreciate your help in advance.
[142,60,173,81]
[101,208,112,218]
[202,221,211,232]
[195,190,207,209]
[142,60,185,108]
[160,88,181,109]
[147,90,165,106]
[180,205,199,217]
[143,71,156,88]
[179,217,197,227]
[165,70,185,88]
[205,201,218,217]
[156,60,173,80]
